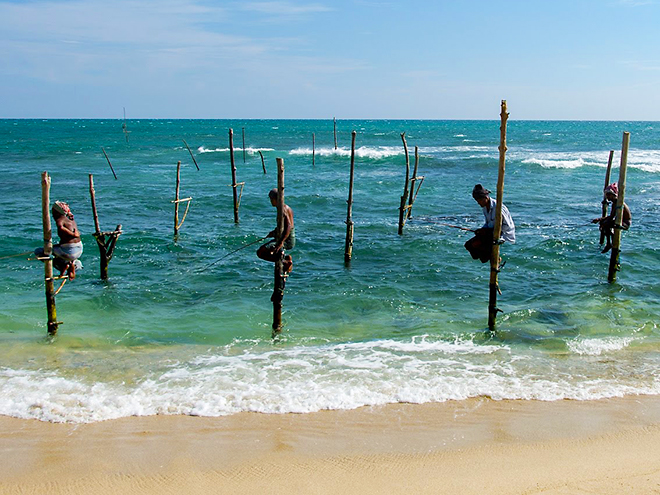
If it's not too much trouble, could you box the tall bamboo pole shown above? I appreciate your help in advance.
[272,158,285,334]
[258,150,267,174]
[229,129,239,223]
[488,100,509,330]
[89,174,106,279]
[89,174,101,235]
[345,131,357,264]
[406,146,420,220]
[398,132,410,235]
[174,161,181,236]
[608,132,630,283]
[600,150,615,245]
[41,171,59,336]
[333,118,338,150]
[312,133,316,167]
[89,174,121,280]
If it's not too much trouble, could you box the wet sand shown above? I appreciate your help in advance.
[2,397,660,494]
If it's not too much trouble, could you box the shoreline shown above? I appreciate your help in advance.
[2,396,660,494]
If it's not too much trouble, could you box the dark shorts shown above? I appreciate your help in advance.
[464,228,493,263]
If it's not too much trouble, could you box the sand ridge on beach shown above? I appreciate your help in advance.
[2,397,660,494]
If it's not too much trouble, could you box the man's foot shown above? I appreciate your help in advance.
[66,262,76,280]
[601,244,612,254]
[283,255,293,274]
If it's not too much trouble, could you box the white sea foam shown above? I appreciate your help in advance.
[198,146,274,154]
[290,146,403,159]
[567,336,634,355]
[1,336,658,424]
[519,150,660,173]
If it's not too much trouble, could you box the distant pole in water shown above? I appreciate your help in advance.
[406,146,422,218]
[89,174,122,280]
[41,171,59,336]
[172,161,192,238]
[608,132,630,283]
[334,118,338,150]
[258,150,267,174]
[242,127,246,163]
[398,132,411,235]
[272,157,286,335]
[488,100,509,330]
[183,139,200,171]
[174,161,181,236]
[122,107,130,143]
[229,129,240,223]
[312,133,316,167]
[101,147,118,180]
[599,150,614,245]
[345,130,357,264]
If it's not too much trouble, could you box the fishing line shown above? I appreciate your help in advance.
[195,236,269,273]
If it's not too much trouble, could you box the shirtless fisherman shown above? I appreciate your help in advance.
[257,188,294,273]
[464,184,515,263]
[35,201,83,280]
[592,182,631,253]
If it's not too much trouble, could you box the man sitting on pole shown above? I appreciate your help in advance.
[464,184,515,263]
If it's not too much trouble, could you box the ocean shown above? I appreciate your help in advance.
[0,118,659,423]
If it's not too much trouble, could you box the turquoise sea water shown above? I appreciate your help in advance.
[0,118,659,423]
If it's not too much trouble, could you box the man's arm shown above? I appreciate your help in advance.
[56,217,78,237]
[274,208,293,251]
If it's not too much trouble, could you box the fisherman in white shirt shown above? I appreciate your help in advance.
[464,184,515,263]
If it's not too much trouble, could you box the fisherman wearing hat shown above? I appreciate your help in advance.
[257,188,294,273]
[35,201,83,280]
[464,184,515,263]
[592,183,631,253]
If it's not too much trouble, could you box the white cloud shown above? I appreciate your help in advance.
[241,1,332,15]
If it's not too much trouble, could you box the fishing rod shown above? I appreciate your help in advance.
[435,222,475,233]
[416,217,475,232]
[197,236,268,272]
[0,250,33,261]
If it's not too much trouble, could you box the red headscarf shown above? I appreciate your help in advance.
[604,183,618,196]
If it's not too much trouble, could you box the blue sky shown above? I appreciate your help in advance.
[1,0,659,119]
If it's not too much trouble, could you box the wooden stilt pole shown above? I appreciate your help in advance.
[89,174,122,280]
[229,129,240,223]
[89,174,102,235]
[258,150,267,174]
[183,139,200,171]
[600,150,615,245]
[41,171,59,336]
[345,130,357,264]
[333,118,338,150]
[406,146,420,220]
[101,147,118,180]
[608,132,630,283]
[272,158,286,335]
[312,133,316,167]
[488,100,509,330]
[174,161,181,236]
[242,127,246,163]
[398,132,410,235]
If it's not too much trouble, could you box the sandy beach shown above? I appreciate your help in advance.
[2,397,660,494]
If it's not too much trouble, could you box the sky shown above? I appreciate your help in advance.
[0,0,659,119]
